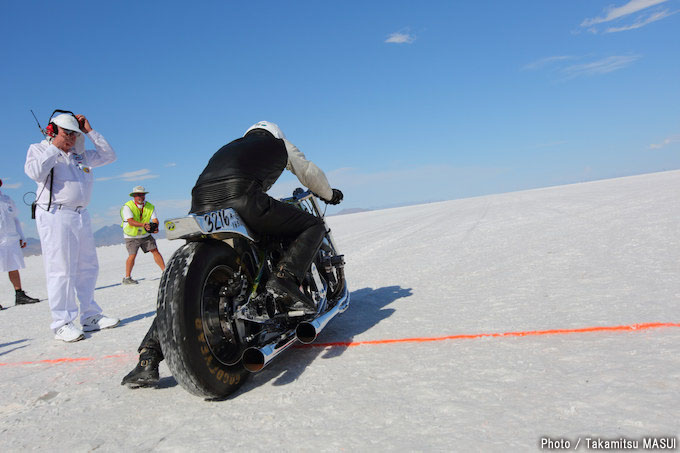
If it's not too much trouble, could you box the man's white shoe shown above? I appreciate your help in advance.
[55,323,85,342]
[82,314,120,332]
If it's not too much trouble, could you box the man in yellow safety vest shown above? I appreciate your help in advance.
[120,186,165,284]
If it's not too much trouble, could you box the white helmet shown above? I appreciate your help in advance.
[52,114,82,134]
[244,121,286,139]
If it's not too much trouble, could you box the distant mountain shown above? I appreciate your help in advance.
[94,224,126,247]
[22,224,167,256]
[94,224,167,247]
[22,237,42,257]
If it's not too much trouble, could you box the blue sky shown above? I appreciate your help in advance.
[1,0,679,237]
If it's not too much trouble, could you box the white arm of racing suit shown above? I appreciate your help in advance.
[283,138,333,201]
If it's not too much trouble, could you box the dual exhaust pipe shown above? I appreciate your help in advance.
[241,284,350,373]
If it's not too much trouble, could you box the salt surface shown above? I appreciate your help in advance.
[1,171,678,451]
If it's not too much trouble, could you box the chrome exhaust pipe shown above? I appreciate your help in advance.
[242,333,297,373]
[241,284,351,371]
[296,285,350,344]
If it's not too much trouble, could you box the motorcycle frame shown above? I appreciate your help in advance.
[162,189,349,372]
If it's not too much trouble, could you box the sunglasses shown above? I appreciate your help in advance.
[61,128,80,137]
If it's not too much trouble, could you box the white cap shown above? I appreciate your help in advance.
[129,186,149,196]
[244,121,286,139]
[52,114,82,134]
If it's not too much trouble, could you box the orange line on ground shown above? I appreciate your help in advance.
[295,322,680,348]
[0,353,130,367]
[1,323,678,367]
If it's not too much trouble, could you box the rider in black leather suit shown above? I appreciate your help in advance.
[122,121,343,388]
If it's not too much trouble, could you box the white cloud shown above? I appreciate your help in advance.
[582,0,668,25]
[524,55,640,79]
[131,174,158,181]
[561,55,640,78]
[164,162,177,167]
[385,32,415,44]
[605,9,678,32]
[648,135,680,149]
[2,181,22,189]
[581,0,674,33]
[523,56,575,71]
[97,169,160,182]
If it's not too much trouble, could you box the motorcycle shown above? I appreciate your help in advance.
[156,189,349,399]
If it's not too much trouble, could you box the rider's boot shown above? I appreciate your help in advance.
[121,348,162,388]
[265,267,316,315]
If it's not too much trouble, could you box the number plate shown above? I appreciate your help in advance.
[164,208,255,241]
[196,208,244,234]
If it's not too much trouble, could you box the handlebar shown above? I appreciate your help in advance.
[281,188,314,203]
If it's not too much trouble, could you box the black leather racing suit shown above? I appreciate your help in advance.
[138,131,327,358]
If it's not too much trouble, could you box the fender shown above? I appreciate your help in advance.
[164,208,258,242]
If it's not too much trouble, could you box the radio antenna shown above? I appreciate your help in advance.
[30,109,47,137]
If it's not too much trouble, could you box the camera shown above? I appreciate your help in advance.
[148,221,159,234]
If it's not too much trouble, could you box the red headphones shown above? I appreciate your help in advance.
[46,109,78,137]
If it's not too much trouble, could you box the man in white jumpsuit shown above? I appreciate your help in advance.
[0,179,41,309]
[25,112,119,342]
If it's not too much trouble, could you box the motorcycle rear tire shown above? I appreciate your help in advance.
[157,240,250,399]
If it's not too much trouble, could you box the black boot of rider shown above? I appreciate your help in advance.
[121,348,162,388]
[265,267,316,315]
[15,290,40,305]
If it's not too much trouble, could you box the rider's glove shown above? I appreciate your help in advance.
[327,188,343,205]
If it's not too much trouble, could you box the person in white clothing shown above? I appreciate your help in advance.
[24,111,120,342]
[0,179,41,309]
[120,185,165,284]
